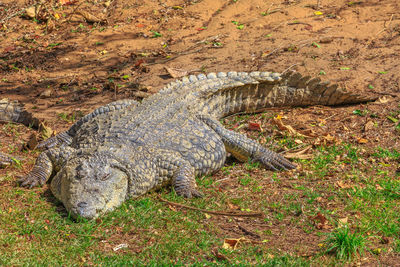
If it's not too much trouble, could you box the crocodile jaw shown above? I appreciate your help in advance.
[51,158,129,220]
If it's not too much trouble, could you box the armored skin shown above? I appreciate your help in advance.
[13,71,373,219]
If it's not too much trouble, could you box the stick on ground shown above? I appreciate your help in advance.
[157,196,263,217]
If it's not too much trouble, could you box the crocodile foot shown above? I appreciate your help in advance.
[254,151,297,171]
[0,152,13,168]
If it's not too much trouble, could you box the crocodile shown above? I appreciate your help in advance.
[0,98,39,168]
[0,152,13,168]
[14,70,374,219]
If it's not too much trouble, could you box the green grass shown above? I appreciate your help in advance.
[323,226,368,261]
[1,115,400,265]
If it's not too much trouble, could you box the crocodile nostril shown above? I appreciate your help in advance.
[77,202,88,208]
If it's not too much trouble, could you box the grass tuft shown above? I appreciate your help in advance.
[323,225,368,261]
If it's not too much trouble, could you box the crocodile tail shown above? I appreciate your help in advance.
[197,71,377,118]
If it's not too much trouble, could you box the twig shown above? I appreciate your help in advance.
[157,196,263,217]
[260,45,283,59]
[281,64,298,75]
[214,177,231,183]
[0,7,27,24]
[375,91,398,98]
[279,143,309,154]
[238,224,261,238]
[367,14,394,45]
[143,47,207,66]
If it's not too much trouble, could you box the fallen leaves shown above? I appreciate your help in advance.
[357,137,368,144]
[164,66,188,78]
[335,180,354,189]
[222,237,244,250]
[272,115,316,138]
[337,217,348,228]
[247,122,262,131]
[38,122,54,140]
[284,145,313,159]
[363,120,375,132]
[311,212,329,230]
[75,10,106,24]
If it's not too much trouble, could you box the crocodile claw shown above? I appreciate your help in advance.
[18,169,47,188]
[255,152,297,171]
[178,188,204,198]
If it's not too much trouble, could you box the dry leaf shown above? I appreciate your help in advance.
[284,145,313,159]
[167,204,177,212]
[227,202,240,210]
[164,67,188,78]
[26,133,38,150]
[60,0,77,5]
[222,238,244,250]
[212,248,229,261]
[335,180,353,189]
[376,96,391,104]
[375,184,383,190]
[39,123,54,140]
[338,217,348,228]
[25,6,37,19]
[324,134,335,142]
[381,236,390,244]
[364,120,375,132]
[357,138,368,144]
[248,122,262,131]
[272,118,310,137]
[312,212,328,229]
[76,10,105,23]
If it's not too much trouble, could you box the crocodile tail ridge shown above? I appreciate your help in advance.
[196,70,377,118]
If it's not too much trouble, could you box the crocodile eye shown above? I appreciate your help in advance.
[99,173,110,181]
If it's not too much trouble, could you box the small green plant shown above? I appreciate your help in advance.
[245,160,259,171]
[239,175,252,186]
[311,42,320,48]
[47,42,61,48]
[150,30,162,38]
[323,226,368,261]
[353,109,368,116]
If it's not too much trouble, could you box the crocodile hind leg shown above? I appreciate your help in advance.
[198,115,296,171]
[19,145,74,188]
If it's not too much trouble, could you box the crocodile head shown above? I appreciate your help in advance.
[50,153,129,220]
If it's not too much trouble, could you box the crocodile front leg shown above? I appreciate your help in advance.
[173,162,203,198]
[153,150,204,198]
[198,115,296,171]
[19,145,74,188]
[37,131,73,150]
[38,99,139,150]
[19,151,53,188]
